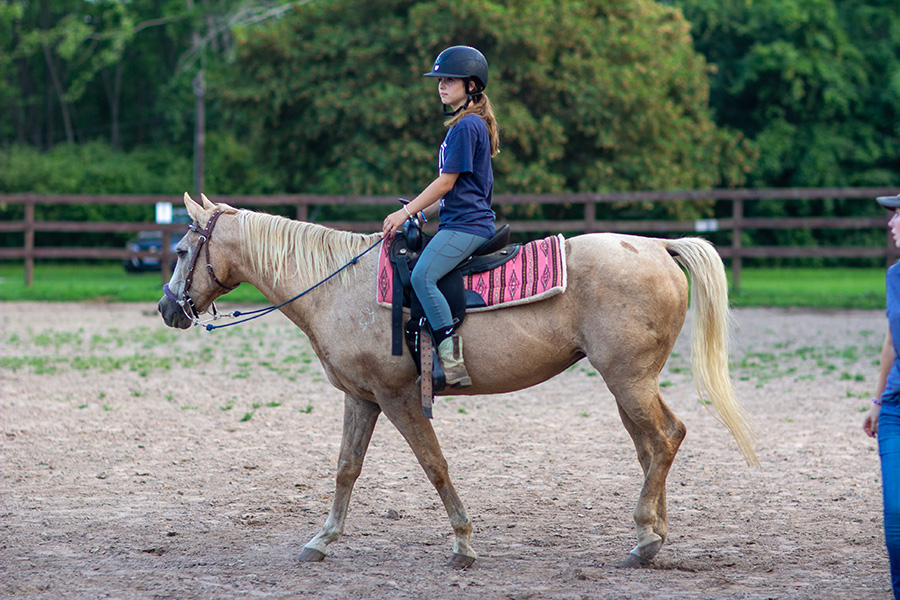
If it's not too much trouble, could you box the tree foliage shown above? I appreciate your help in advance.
[662,0,900,264]
[671,0,900,189]
[0,0,287,195]
[224,0,754,204]
[0,0,896,223]
[0,0,280,151]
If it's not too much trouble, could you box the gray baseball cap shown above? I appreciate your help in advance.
[877,193,900,210]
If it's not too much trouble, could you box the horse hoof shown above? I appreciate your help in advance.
[617,538,663,568]
[617,553,644,569]
[446,552,476,569]
[298,547,326,562]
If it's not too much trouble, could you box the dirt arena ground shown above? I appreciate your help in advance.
[0,302,893,599]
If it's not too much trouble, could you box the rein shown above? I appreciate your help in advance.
[163,211,383,331]
[202,237,382,331]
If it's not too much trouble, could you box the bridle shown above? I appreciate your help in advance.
[162,209,238,324]
[162,207,384,332]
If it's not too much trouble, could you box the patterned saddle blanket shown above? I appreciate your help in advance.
[377,233,567,312]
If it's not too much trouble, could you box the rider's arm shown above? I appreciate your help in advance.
[382,172,459,237]
[406,172,459,215]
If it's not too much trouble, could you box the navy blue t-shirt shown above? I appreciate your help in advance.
[882,262,900,404]
[437,114,495,238]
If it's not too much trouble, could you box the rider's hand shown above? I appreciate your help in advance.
[382,209,407,240]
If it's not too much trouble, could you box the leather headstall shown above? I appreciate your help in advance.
[164,209,238,321]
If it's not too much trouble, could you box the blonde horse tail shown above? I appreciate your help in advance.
[666,237,759,467]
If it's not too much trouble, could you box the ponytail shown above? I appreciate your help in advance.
[444,93,500,157]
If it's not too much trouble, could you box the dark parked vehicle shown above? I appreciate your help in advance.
[123,208,190,273]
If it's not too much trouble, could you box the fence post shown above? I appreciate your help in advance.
[296,199,308,222]
[731,198,743,291]
[585,198,596,232]
[24,197,34,287]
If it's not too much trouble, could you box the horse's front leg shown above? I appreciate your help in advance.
[299,393,381,562]
[380,394,476,568]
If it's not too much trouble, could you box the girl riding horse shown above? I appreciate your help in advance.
[382,46,500,388]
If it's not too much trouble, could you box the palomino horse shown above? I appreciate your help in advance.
[158,193,758,568]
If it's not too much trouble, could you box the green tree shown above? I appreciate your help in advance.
[0,2,25,144]
[671,0,899,189]
[0,1,292,196]
[224,0,754,213]
[1,0,190,149]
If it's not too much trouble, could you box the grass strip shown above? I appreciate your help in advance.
[0,261,888,309]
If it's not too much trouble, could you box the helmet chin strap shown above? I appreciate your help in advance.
[442,79,482,116]
[442,92,484,116]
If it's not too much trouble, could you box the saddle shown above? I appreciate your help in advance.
[387,217,518,365]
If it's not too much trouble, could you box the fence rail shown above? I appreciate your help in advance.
[2,188,898,289]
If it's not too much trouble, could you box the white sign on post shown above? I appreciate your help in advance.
[694,218,719,232]
[155,202,173,224]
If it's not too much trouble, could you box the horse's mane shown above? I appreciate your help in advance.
[232,207,381,288]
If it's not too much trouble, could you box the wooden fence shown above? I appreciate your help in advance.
[1,188,898,289]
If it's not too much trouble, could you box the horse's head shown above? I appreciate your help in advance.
[158,192,240,329]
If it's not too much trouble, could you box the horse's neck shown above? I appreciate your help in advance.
[238,238,377,334]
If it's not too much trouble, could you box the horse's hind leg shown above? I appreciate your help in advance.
[608,379,686,567]
[299,393,381,562]
[379,396,476,568]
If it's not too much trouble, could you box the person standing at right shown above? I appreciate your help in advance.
[864,191,900,600]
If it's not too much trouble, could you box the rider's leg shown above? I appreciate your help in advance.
[410,229,488,387]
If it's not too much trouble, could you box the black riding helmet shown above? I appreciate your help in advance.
[423,46,489,115]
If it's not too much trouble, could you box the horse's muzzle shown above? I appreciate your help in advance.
[158,295,192,329]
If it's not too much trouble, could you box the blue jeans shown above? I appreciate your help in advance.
[410,229,489,334]
[879,402,900,599]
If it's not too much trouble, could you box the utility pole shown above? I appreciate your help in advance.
[193,69,205,195]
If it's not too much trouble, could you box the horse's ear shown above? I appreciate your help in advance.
[183,192,205,222]
[200,193,216,210]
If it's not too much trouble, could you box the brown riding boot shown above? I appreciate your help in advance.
[437,334,472,388]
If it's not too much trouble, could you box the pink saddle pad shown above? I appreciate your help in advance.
[377,234,567,312]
